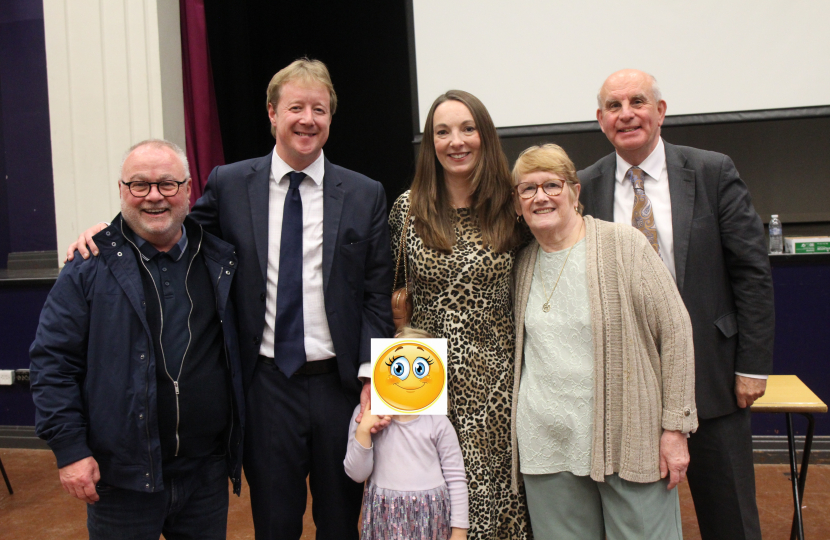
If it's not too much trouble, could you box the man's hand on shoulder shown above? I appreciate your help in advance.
[65,223,108,262]
[735,375,767,408]
[59,456,101,504]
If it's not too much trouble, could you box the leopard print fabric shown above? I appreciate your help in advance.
[390,191,532,540]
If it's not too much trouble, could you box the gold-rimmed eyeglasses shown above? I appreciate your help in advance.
[514,180,569,199]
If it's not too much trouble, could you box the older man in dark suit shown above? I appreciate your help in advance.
[578,69,774,540]
[69,59,394,540]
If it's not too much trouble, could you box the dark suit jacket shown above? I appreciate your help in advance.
[578,141,774,419]
[190,153,394,395]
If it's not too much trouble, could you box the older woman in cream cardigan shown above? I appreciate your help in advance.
[509,144,698,540]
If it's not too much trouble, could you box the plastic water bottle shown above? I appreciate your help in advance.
[769,215,783,254]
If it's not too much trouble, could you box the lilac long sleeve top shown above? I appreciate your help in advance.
[344,406,469,529]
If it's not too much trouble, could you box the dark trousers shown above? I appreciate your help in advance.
[243,361,363,540]
[687,407,761,540]
[87,454,229,540]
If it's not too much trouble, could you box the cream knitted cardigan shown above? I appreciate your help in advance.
[510,216,698,490]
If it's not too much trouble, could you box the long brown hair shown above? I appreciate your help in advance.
[410,90,521,253]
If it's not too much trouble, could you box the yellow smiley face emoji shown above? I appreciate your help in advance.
[373,341,446,413]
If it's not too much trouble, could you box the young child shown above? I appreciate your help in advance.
[344,326,468,540]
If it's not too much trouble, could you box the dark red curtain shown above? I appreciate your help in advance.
[180,0,224,206]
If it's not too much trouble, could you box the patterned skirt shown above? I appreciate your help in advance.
[361,483,452,540]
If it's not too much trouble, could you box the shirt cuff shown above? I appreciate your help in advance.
[358,362,371,381]
[735,372,769,380]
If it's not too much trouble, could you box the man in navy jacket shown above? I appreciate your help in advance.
[31,140,245,540]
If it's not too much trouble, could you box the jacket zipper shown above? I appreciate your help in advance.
[119,219,157,488]
[173,227,202,455]
[124,221,203,458]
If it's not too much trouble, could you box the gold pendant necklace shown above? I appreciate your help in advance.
[535,220,583,313]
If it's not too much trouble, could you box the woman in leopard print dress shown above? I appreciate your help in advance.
[388,90,532,539]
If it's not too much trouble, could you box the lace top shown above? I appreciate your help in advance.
[517,238,594,475]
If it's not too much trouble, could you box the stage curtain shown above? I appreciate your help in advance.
[180,0,224,205]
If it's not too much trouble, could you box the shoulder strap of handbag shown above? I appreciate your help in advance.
[392,198,412,293]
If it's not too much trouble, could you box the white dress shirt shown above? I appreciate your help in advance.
[613,138,676,281]
[612,138,765,380]
[259,149,335,362]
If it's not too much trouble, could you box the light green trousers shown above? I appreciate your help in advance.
[523,472,683,540]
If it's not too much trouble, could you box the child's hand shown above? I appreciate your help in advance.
[450,528,467,540]
[354,408,378,449]
[357,408,380,432]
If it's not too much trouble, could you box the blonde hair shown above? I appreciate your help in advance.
[266,58,337,138]
[512,144,583,215]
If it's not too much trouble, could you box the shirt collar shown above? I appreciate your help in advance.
[135,224,188,262]
[615,138,666,185]
[270,147,326,186]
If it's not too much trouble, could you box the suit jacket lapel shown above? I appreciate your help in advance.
[322,158,344,291]
[246,155,272,282]
[586,153,616,221]
[665,142,695,294]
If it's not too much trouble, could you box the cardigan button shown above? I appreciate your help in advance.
[260,293,266,301]
[684,409,691,417]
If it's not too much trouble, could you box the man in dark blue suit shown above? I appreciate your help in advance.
[188,58,394,539]
[70,59,394,539]
[191,59,394,539]
[578,69,774,540]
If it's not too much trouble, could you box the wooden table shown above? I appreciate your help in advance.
[751,375,827,540]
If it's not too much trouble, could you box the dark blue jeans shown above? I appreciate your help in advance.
[87,454,229,540]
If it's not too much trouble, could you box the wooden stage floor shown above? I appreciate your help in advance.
[2,448,828,539]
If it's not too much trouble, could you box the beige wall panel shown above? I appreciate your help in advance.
[157,0,185,150]
[123,0,152,143]
[43,0,185,265]
[42,1,77,254]
[100,0,132,208]
[65,1,113,227]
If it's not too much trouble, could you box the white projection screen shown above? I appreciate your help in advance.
[411,0,830,132]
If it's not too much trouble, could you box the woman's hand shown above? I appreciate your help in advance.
[659,430,689,490]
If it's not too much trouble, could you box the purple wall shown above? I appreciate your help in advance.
[0,1,56,266]
[0,284,50,425]
[0,2,56,427]
[752,260,830,436]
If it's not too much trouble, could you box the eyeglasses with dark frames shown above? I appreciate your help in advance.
[514,180,569,199]
[121,179,188,198]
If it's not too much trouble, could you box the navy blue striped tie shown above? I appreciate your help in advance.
[273,171,307,377]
